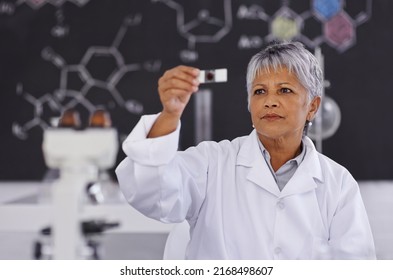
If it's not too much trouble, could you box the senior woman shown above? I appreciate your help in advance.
[116,41,376,259]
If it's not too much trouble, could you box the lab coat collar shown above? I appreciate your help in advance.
[236,130,324,198]
[281,136,324,197]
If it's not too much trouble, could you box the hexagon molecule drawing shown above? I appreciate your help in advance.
[12,13,161,139]
[149,0,372,59]
[10,0,373,139]
[152,0,233,62]
[237,0,372,52]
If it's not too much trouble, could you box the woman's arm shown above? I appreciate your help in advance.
[148,65,200,138]
[116,66,209,223]
[328,172,376,259]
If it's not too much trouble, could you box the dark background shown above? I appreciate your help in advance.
[0,0,392,181]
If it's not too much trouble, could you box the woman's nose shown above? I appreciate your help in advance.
[264,95,278,108]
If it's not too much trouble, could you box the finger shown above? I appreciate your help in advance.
[165,65,200,78]
[176,65,200,78]
[161,66,200,86]
[161,88,195,101]
[159,76,199,94]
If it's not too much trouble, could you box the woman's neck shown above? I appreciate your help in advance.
[259,135,303,172]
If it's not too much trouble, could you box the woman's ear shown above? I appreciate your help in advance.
[307,96,321,121]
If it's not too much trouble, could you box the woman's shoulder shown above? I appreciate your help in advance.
[303,137,350,175]
[316,152,356,185]
[302,137,356,184]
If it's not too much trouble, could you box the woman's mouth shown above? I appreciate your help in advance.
[262,113,282,121]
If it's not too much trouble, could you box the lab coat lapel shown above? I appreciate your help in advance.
[281,137,324,197]
[237,130,281,197]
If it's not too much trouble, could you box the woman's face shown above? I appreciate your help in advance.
[249,66,320,142]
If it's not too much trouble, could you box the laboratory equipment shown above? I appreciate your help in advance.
[41,109,119,259]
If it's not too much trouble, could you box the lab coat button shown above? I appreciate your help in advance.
[277,201,285,209]
[274,247,282,254]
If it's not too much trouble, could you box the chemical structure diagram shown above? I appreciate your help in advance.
[237,0,372,52]
[12,13,162,140]
[0,0,89,37]
[9,0,373,140]
[151,0,372,62]
[152,0,232,62]
[0,0,89,13]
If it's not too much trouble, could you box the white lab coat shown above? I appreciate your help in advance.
[116,114,376,259]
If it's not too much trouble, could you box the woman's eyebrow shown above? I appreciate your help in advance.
[277,82,292,86]
[253,82,292,87]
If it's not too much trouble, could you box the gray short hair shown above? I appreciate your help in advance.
[246,41,323,109]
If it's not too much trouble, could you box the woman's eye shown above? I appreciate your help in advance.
[280,88,293,94]
[254,89,265,95]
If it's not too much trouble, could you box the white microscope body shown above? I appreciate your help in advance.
[42,128,118,259]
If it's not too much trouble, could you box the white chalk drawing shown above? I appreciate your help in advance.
[10,0,373,139]
[13,14,161,139]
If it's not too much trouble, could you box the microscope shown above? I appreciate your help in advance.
[37,109,119,259]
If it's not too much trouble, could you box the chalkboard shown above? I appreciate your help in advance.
[0,0,392,180]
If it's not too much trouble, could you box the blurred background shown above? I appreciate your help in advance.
[0,0,392,259]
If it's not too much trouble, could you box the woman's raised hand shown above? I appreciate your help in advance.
[158,65,200,118]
